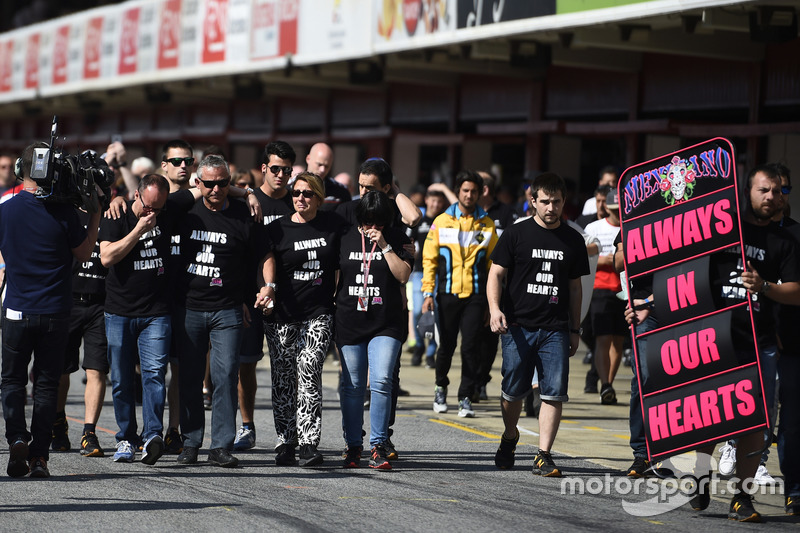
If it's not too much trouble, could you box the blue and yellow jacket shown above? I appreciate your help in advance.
[421,203,498,298]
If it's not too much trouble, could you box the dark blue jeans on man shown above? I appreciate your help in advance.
[105,313,171,444]
[1,313,70,460]
[630,316,657,459]
[175,306,242,451]
[778,355,800,500]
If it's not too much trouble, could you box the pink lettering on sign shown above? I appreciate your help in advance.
[661,328,721,375]
[667,271,697,311]
[648,379,754,441]
[627,198,734,264]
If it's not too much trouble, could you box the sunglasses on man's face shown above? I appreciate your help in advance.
[292,189,315,199]
[269,165,293,176]
[164,157,195,167]
[200,178,230,189]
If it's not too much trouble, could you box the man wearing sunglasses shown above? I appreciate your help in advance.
[173,155,270,468]
[161,140,195,191]
[232,140,296,453]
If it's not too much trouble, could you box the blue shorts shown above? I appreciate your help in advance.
[240,314,265,364]
[500,326,569,402]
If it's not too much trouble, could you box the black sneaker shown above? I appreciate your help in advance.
[786,495,800,516]
[203,388,212,411]
[176,446,199,465]
[80,431,104,457]
[411,345,424,366]
[298,444,323,467]
[7,439,29,477]
[28,457,50,478]
[532,450,561,477]
[728,493,761,522]
[495,430,519,470]
[600,385,618,405]
[627,456,651,478]
[369,446,391,470]
[343,445,362,468]
[51,417,71,452]
[384,438,398,461]
[275,443,297,466]
[208,448,238,468]
[164,427,183,455]
[141,435,165,466]
[690,483,711,511]
[425,355,435,369]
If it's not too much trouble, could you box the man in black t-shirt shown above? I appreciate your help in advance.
[51,209,110,458]
[488,172,588,477]
[99,174,195,466]
[173,155,270,468]
[233,141,295,452]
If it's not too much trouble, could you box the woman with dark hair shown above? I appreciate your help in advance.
[335,191,413,470]
[255,171,347,467]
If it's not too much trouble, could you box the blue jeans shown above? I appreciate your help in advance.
[105,313,171,443]
[176,307,242,450]
[1,312,70,460]
[339,336,402,447]
[778,356,800,498]
[630,316,657,458]
[500,326,569,402]
[410,271,436,355]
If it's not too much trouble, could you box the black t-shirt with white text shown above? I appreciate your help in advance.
[711,221,800,349]
[490,218,589,330]
[100,189,195,317]
[254,187,294,225]
[266,210,348,323]
[73,209,107,296]
[335,226,413,345]
[178,197,270,311]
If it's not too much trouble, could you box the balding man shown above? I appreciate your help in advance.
[305,143,350,211]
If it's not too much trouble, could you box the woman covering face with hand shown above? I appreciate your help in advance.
[335,191,413,470]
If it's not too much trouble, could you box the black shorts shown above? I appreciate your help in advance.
[65,302,109,374]
[588,289,628,337]
[240,313,265,364]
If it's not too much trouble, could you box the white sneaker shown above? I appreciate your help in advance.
[754,464,776,485]
[458,397,475,418]
[433,386,448,413]
[718,443,736,476]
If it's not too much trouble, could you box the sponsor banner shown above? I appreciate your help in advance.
[0,40,12,92]
[84,16,104,79]
[52,25,70,85]
[456,0,555,28]
[374,0,456,44]
[202,0,228,63]
[619,138,768,462]
[296,0,368,60]
[119,7,141,74]
[158,0,182,69]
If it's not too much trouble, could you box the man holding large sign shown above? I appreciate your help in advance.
[621,143,800,522]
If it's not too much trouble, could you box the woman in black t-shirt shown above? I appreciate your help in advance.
[256,172,346,468]
[336,192,412,470]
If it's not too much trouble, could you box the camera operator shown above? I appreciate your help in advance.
[0,142,101,478]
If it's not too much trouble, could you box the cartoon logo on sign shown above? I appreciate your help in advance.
[659,156,697,205]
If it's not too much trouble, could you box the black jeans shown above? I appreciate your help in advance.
[435,293,486,400]
[1,312,70,460]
